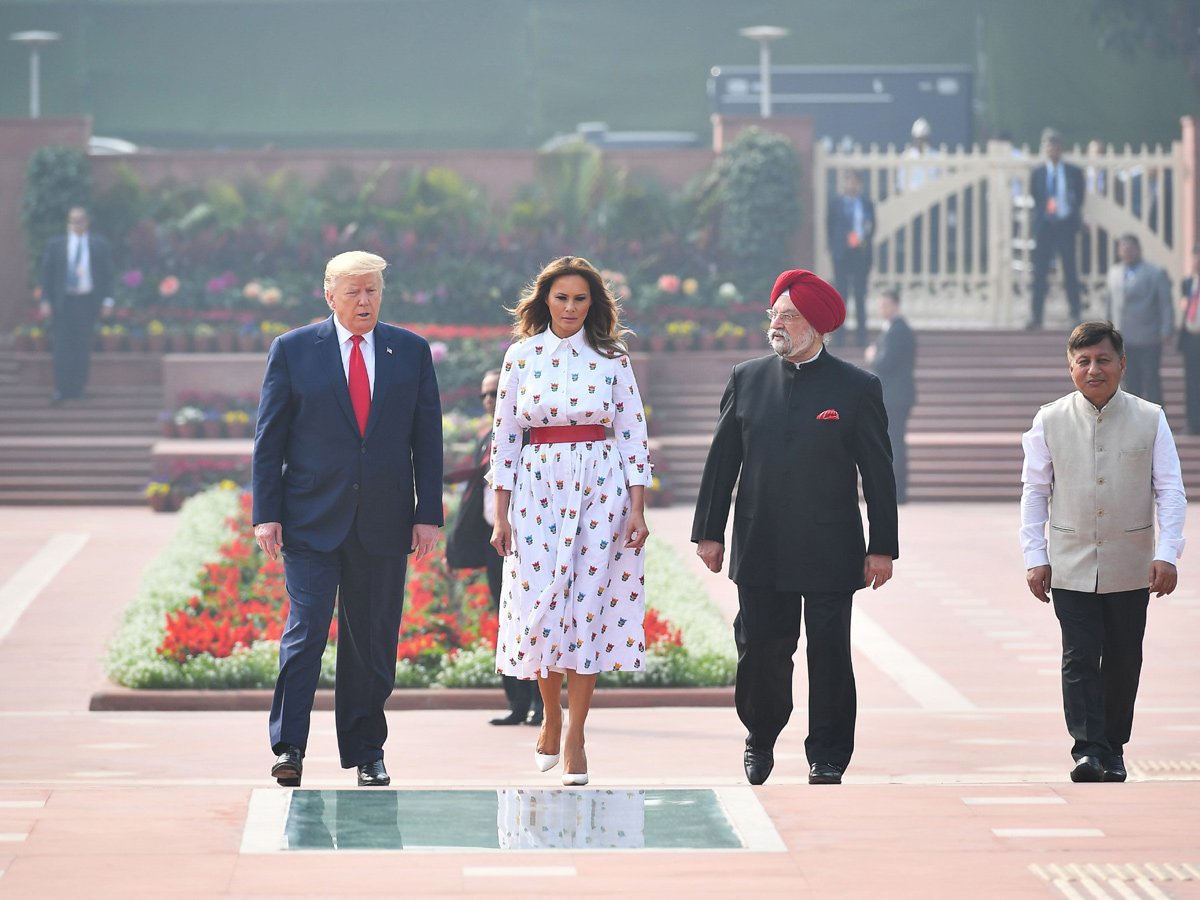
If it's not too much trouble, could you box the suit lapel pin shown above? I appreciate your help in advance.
[386,347,393,354]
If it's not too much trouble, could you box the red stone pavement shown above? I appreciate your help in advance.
[0,503,1198,898]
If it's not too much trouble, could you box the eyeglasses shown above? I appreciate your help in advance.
[765,310,802,323]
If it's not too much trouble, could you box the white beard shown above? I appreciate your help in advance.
[768,326,817,360]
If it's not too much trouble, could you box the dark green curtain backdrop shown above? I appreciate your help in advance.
[0,0,1194,149]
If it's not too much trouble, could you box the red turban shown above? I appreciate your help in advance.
[770,270,845,335]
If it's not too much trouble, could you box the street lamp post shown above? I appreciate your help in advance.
[9,31,61,118]
[738,26,789,119]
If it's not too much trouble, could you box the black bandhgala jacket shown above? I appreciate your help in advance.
[691,350,899,593]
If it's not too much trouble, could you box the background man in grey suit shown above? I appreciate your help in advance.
[1105,234,1173,405]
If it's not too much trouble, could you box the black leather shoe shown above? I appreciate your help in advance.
[744,748,774,785]
[808,762,844,784]
[489,710,526,726]
[271,745,303,787]
[357,759,390,787]
[1102,757,1127,782]
[1070,756,1104,783]
[525,709,543,727]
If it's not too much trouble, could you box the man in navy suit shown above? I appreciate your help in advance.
[865,289,917,503]
[1028,128,1086,328]
[252,251,443,787]
[826,170,875,348]
[39,207,114,403]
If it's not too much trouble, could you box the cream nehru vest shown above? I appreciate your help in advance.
[1041,389,1161,593]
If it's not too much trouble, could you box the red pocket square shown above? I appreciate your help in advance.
[816,409,840,420]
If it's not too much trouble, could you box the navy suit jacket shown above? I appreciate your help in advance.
[252,316,444,556]
[1030,162,1085,236]
[40,233,114,308]
[870,316,917,413]
[826,193,875,267]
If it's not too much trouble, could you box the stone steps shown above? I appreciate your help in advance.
[0,353,161,504]
[643,330,1200,504]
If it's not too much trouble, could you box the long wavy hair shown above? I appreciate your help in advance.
[510,256,631,357]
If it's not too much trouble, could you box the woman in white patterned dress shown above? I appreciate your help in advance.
[489,256,652,786]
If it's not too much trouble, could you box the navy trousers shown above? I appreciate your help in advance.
[1051,587,1149,762]
[51,292,100,399]
[270,520,408,768]
[734,586,857,769]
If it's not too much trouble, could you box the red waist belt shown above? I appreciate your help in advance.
[529,425,607,444]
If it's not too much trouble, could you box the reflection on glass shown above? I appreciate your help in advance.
[497,789,646,849]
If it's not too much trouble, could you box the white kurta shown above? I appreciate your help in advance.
[489,328,652,678]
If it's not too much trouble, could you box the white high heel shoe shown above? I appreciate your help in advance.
[535,750,560,772]
[562,771,589,786]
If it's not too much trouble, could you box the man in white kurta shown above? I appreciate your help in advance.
[489,329,652,678]
[1020,321,1185,783]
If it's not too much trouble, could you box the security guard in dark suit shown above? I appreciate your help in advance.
[692,270,899,786]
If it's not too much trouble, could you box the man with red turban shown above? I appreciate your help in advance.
[692,269,899,786]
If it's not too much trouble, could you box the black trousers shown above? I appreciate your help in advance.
[832,250,871,348]
[734,586,856,769]
[1124,342,1164,407]
[1031,221,1081,323]
[270,520,408,768]
[1051,586,1149,761]
[1181,331,1200,433]
[51,292,100,398]
[885,401,911,504]
[488,549,541,716]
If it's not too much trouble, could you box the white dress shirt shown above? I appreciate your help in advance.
[66,232,93,294]
[1020,404,1186,568]
[789,345,824,368]
[331,316,375,397]
[1046,161,1072,219]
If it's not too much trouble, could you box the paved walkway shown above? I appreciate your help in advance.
[0,503,1198,898]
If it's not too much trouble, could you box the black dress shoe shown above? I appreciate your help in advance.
[525,709,543,727]
[271,744,304,787]
[357,759,390,787]
[808,762,844,784]
[489,710,527,726]
[1070,756,1104,783]
[744,748,774,785]
[1102,757,1127,782]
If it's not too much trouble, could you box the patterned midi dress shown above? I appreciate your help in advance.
[489,327,652,679]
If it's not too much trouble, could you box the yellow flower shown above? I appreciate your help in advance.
[147,320,165,336]
[144,481,171,497]
[217,479,240,491]
[682,278,699,295]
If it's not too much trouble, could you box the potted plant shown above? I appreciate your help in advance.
[223,408,251,438]
[99,323,126,352]
[648,333,668,353]
[192,322,216,353]
[145,481,173,513]
[146,320,167,353]
[29,326,49,352]
[202,408,225,439]
[167,323,191,353]
[214,325,237,353]
[698,331,718,351]
[237,321,260,352]
[157,410,176,438]
[126,326,147,353]
[173,405,205,439]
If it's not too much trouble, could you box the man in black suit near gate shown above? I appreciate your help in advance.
[692,269,899,786]
[1028,128,1085,328]
[39,207,114,403]
[866,289,917,503]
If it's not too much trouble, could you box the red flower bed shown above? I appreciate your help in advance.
[157,493,679,669]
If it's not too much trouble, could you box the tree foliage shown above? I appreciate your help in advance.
[21,146,93,285]
[716,127,803,303]
[1084,0,1200,98]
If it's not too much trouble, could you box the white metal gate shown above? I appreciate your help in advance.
[814,139,1187,329]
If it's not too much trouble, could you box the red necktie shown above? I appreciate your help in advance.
[348,334,370,436]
